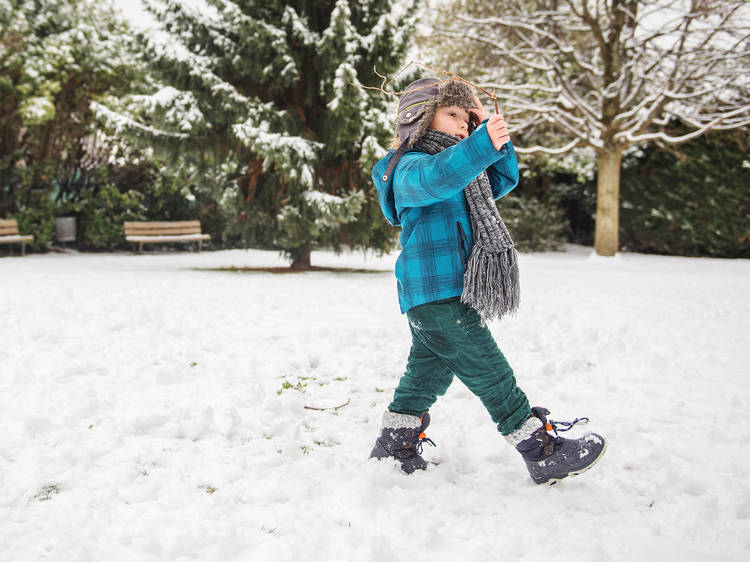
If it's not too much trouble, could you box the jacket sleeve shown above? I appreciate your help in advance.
[392,126,506,209]
[487,139,520,200]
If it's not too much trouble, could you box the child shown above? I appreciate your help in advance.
[368,78,606,485]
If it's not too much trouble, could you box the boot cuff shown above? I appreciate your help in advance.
[381,411,422,429]
[504,416,544,447]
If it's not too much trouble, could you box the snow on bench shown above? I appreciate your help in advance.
[124,221,210,254]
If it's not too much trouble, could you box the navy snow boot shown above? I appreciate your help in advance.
[509,406,607,485]
[369,411,435,474]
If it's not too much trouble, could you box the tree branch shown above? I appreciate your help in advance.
[514,137,584,155]
[616,104,750,144]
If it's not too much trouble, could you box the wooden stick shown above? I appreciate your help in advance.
[304,399,351,412]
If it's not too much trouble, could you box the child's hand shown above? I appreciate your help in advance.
[486,114,510,151]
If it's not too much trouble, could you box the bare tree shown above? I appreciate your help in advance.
[428,0,750,255]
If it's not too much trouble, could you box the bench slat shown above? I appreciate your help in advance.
[123,221,200,228]
[125,226,203,235]
[0,234,34,243]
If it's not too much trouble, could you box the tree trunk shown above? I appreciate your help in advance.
[290,246,312,269]
[594,148,624,257]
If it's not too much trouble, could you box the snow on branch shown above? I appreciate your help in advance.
[232,120,322,188]
[92,101,189,140]
[513,138,584,155]
[617,104,750,145]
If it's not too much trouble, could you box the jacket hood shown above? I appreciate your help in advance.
[372,150,400,226]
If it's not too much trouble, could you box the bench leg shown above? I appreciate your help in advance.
[21,242,26,256]
[198,240,203,252]
[139,241,143,254]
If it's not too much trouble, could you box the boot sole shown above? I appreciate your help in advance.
[537,439,608,486]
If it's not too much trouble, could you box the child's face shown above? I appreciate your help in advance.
[430,105,471,140]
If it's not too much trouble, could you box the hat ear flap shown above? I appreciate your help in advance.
[409,104,437,146]
[395,78,442,146]
[397,104,427,126]
[397,100,437,146]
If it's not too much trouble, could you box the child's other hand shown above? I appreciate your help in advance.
[486,114,510,151]
[471,96,489,122]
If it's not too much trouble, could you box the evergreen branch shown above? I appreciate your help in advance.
[91,101,189,140]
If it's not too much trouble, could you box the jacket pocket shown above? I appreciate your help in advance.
[456,221,469,270]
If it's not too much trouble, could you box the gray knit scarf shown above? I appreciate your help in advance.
[414,128,520,323]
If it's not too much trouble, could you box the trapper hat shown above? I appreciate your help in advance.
[396,77,476,147]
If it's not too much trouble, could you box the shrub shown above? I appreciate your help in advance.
[498,195,568,252]
[13,197,55,251]
[619,130,750,258]
[78,186,144,250]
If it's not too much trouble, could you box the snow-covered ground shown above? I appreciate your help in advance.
[1,246,748,561]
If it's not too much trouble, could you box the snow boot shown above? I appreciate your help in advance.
[508,406,607,485]
[369,411,436,474]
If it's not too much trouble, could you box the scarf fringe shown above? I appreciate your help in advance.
[461,245,520,324]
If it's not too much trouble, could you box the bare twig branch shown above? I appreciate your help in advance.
[304,399,351,412]
[354,61,502,112]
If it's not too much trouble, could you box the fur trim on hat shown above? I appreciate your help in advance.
[438,79,476,109]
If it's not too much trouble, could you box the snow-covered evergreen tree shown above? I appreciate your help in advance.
[97,0,415,267]
[0,0,135,218]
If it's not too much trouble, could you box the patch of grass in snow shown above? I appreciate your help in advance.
[201,485,217,495]
[199,266,387,274]
[33,484,60,502]
[277,378,308,395]
[300,439,338,454]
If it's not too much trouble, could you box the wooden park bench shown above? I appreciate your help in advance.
[0,219,34,256]
[123,221,210,254]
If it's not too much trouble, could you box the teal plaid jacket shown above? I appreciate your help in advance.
[372,124,519,313]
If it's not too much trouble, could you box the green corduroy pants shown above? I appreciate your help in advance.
[389,297,531,435]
